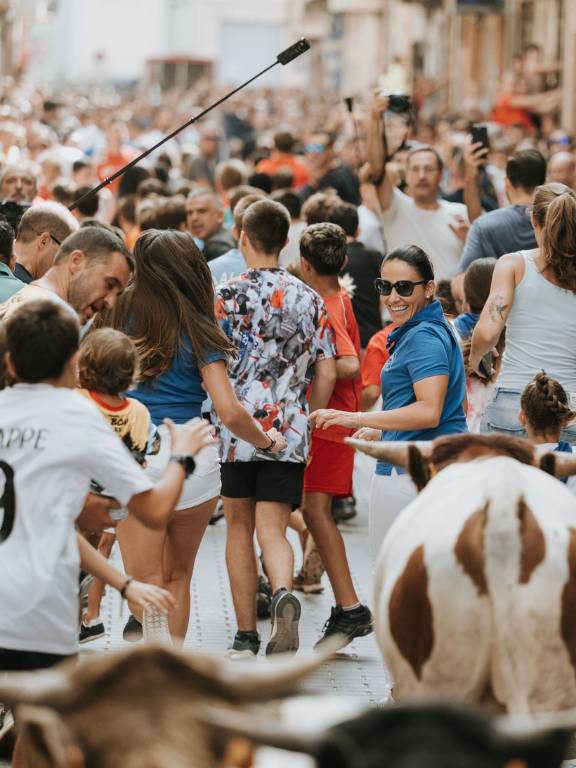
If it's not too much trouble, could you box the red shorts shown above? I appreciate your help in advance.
[304,435,354,497]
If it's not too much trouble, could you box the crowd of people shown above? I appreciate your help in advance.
[1,45,576,763]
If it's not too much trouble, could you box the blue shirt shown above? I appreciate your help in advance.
[376,300,468,476]
[209,248,246,285]
[129,337,225,425]
[453,311,480,340]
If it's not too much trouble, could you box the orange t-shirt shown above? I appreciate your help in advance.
[96,149,138,194]
[361,324,397,389]
[317,290,362,443]
[257,153,310,189]
[491,95,535,130]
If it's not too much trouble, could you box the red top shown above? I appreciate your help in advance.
[361,324,396,388]
[491,95,535,130]
[316,290,362,443]
[257,152,310,189]
[96,149,138,194]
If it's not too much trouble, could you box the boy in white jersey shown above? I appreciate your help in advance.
[0,299,214,676]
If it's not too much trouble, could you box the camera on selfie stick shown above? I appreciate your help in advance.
[70,39,312,213]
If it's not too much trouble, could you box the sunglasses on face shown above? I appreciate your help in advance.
[374,278,428,297]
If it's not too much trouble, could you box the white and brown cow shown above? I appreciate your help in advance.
[348,433,576,715]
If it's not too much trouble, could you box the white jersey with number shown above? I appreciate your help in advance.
[0,384,153,655]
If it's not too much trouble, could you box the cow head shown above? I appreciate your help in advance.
[196,699,576,768]
[0,643,336,768]
[347,434,576,491]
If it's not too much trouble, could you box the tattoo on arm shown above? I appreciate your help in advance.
[488,294,509,322]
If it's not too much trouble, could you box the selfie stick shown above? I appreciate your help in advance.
[70,38,311,212]
[344,96,363,169]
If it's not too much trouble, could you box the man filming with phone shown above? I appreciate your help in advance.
[367,91,469,280]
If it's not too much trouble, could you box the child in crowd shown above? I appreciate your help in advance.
[519,371,576,492]
[457,258,500,432]
[454,257,497,341]
[299,222,373,648]
[0,299,213,679]
[77,328,160,642]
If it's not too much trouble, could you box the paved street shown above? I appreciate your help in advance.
[86,503,392,705]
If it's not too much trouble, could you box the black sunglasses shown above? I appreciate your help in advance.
[374,278,428,297]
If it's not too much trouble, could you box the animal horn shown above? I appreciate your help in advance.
[495,707,576,739]
[345,439,431,467]
[0,667,71,705]
[195,702,321,754]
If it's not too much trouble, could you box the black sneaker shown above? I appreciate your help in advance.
[265,589,301,656]
[79,620,106,644]
[123,614,143,642]
[332,496,357,523]
[228,631,261,659]
[315,604,374,650]
[256,576,272,619]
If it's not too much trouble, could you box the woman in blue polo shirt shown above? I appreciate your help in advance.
[312,245,467,559]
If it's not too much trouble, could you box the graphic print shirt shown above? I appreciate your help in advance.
[214,268,335,463]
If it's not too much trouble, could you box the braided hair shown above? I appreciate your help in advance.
[520,371,575,434]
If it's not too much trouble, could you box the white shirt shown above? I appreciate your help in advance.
[497,250,576,392]
[0,385,153,655]
[381,188,467,280]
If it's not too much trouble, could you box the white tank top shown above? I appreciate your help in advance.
[497,249,576,392]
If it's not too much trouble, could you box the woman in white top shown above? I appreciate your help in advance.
[471,183,576,444]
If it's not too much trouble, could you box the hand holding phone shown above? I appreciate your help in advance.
[470,124,490,153]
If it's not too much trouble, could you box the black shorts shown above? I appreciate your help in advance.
[0,648,76,672]
[221,461,305,508]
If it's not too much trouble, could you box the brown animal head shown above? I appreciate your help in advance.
[0,643,335,768]
[347,434,576,491]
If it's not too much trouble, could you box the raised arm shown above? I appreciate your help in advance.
[367,91,395,212]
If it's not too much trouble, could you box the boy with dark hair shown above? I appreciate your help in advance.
[0,299,213,675]
[299,223,373,648]
[215,199,337,658]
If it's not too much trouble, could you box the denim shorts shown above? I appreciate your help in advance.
[480,388,576,446]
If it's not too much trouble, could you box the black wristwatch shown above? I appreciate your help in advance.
[169,454,196,478]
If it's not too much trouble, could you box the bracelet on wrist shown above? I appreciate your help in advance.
[120,575,134,598]
[261,433,276,452]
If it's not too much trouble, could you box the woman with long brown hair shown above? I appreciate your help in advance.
[107,229,285,642]
[471,182,576,442]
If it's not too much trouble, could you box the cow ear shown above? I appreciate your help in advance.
[407,444,431,491]
[16,705,75,768]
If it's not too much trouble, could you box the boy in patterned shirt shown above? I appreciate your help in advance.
[299,223,373,648]
[214,199,337,659]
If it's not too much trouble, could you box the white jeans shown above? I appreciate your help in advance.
[369,469,417,562]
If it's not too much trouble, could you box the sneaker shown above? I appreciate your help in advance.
[294,537,324,594]
[79,572,94,611]
[228,630,261,660]
[332,496,357,523]
[265,589,301,656]
[315,604,374,650]
[123,614,143,642]
[256,576,272,619]
[79,619,106,644]
[209,499,224,526]
[143,604,172,645]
